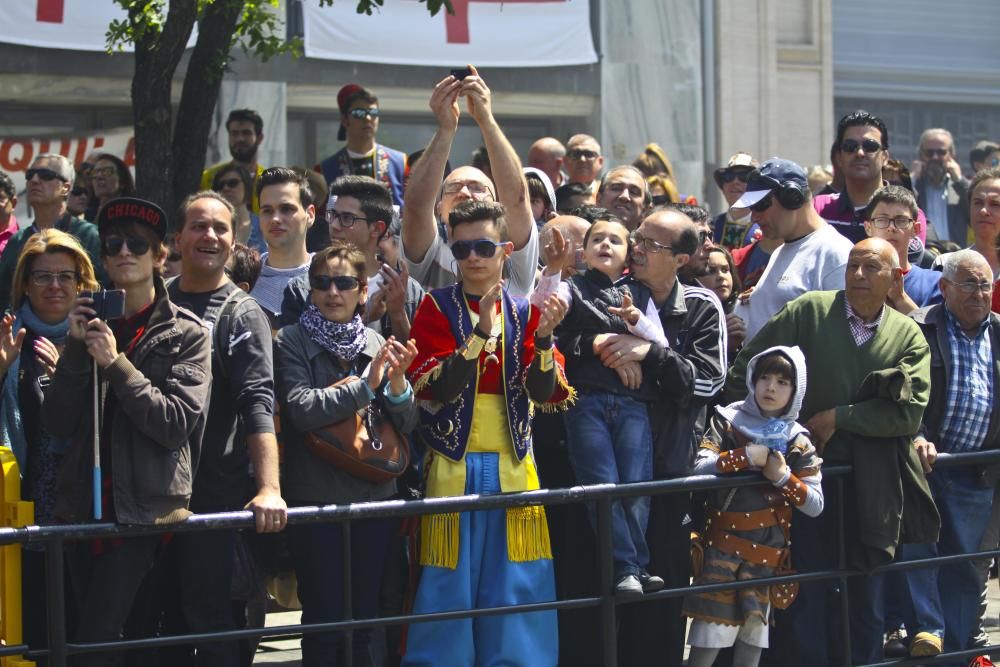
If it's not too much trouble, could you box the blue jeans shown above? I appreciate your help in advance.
[564,392,653,576]
[900,467,994,657]
[290,517,394,667]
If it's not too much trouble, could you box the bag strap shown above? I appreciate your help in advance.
[213,288,254,380]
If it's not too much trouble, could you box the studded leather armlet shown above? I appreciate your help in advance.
[779,474,808,506]
[717,447,751,473]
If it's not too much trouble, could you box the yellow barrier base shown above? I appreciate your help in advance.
[1,448,34,667]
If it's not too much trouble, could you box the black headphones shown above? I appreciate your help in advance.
[748,170,808,210]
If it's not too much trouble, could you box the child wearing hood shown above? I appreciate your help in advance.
[683,345,823,667]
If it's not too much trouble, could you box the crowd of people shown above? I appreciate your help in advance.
[3,66,1000,667]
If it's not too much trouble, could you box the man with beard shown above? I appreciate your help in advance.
[201,109,266,212]
[912,128,971,245]
[815,111,931,250]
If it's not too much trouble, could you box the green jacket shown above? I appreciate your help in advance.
[726,290,938,568]
[0,213,106,312]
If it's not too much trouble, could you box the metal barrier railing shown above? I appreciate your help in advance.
[1,448,999,667]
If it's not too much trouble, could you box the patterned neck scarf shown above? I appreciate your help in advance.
[299,303,367,362]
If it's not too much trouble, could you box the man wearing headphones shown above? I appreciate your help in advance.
[732,157,854,340]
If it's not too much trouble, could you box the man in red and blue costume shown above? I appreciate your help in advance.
[403,199,572,667]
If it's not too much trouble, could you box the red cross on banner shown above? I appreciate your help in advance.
[36,0,65,23]
[444,0,566,44]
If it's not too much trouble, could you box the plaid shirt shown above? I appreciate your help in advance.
[844,299,884,347]
[938,309,993,452]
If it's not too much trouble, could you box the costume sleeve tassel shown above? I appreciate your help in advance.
[533,383,578,414]
[412,363,443,395]
[506,505,553,562]
[419,511,460,569]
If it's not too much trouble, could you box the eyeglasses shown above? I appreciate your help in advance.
[310,274,361,292]
[101,235,151,257]
[216,178,241,190]
[630,231,674,254]
[922,148,949,158]
[749,194,774,213]
[944,278,994,294]
[326,210,369,228]
[719,170,752,184]
[91,166,116,178]
[567,149,600,161]
[348,108,379,120]
[869,215,915,230]
[698,230,712,244]
[450,239,503,260]
[26,168,67,183]
[840,139,883,154]
[29,270,78,287]
[442,181,494,198]
[70,187,88,197]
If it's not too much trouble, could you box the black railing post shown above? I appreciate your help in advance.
[836,476,852,667]
[342,518,354,666]
[596,497,617,667]
[45,538,68,667]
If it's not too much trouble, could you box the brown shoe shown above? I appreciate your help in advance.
[909,631,943,657]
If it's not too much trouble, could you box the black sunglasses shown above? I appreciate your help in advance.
[310,274,361,292]
[70,186,88,197]
[26,167,67,182]
[349,108,379,120]
[450,239,502,260]
[840,139,882,154]
[567,149,600,160]
[102,235,151,257]
[720,170,752,184]
[749,194,773,213]
[216,178,241,189]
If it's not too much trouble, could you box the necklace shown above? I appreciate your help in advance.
[467,301,502,373]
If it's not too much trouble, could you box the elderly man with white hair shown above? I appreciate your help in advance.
[900,248,1000,660]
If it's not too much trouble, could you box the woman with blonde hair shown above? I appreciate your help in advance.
[0,228,99,653]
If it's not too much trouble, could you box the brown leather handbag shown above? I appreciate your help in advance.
[304,376,410,484]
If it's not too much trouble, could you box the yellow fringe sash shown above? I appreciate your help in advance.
[419,395,553,569]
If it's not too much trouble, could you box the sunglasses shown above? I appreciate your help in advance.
[348,108,379,120]
[567,149,600,161]
[749,194,773,213]
[26,168,67,182]
[923,148,949,158]
[310,274,361,292]
[719,170,752,184]
[840,139,882,154]
[102,235,151,257]
[450,239,503,260]
[70,186,88,197]
[216,178,241,189]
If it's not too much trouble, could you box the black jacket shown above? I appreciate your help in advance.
[566,278,727,477]
[49,279,212,525]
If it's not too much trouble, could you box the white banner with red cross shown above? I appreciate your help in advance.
[0,0,195,52]
[303,0,597,67]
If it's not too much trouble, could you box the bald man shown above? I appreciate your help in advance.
[540,214,590,279]
[401,68,538,295]
[726,237,936,665]
[559,207,727,666]
[528,137,566,189]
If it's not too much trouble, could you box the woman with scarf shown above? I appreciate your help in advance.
[274,241,418,667]
[0,229,99,654]
[683,346,823,667]
[402,200,573,667]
